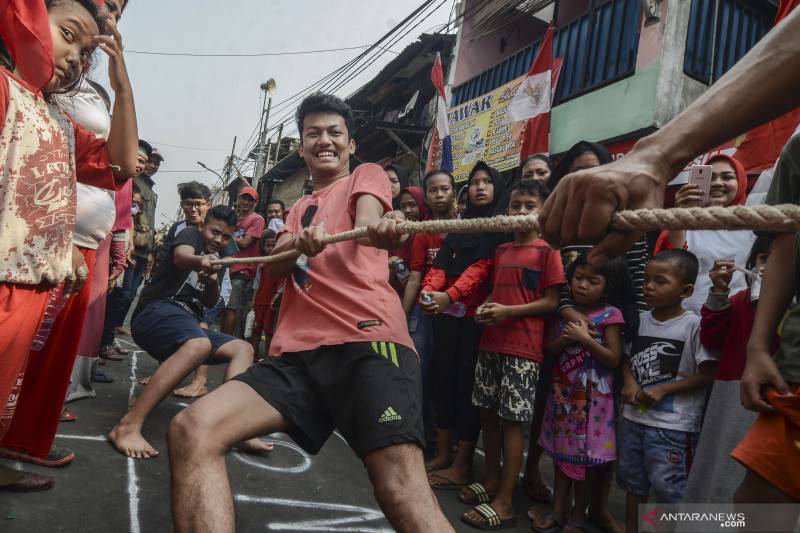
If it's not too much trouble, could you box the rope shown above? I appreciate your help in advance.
[211,204,800,266]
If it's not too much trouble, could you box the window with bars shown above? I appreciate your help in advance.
[684,0,775,85]
[451,0,642,107]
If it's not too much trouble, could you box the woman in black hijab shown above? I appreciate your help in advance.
[419,161,508,488]
[385,163,410,208]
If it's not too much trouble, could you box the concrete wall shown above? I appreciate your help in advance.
[452,0,547,86]
[271,166,310,209]
[653,0,709,126]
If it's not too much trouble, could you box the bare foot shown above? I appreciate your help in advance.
[428,465,469,488]
[235,437,274,454]
[108,423,159,459]
[173,382,208,398]
[424,453,451,473]
[587,508,623,533]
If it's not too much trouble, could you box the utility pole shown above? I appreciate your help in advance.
[224,136,237,186]
[253,79,276,189]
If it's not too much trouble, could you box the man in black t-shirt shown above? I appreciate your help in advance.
[108,206,267,459]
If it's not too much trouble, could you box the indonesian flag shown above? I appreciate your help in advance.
[427,52,453,172]
[732,0,800,172]
[508,26,559,159]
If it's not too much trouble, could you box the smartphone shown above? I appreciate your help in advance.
[688,165,713,205]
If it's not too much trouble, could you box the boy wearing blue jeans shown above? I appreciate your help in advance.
[618,250,718,532]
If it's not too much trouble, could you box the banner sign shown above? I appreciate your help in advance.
[448,75,528,183]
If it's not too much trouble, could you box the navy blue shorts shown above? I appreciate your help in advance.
[131,300,238,363]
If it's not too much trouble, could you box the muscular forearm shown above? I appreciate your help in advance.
[641,9,800,179]
[749,233,795,353]
[106,88,139,178]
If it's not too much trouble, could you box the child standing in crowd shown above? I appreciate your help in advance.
[682,237,774,503]
[618,250,717,532]
[460,182,563,530]
[389,186,429,293]
[401,170,456,451]
[250,229,280,356]
[421,161,508,490]
[0,0,138,489]
[534,255,628,533]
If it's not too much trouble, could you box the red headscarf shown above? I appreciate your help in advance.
[0,0,54,92]
[706,153,748,206]
[654,153,748,254]
[399,186,431,221]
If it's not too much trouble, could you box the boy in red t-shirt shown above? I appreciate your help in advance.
[250,229,280,355]
[460,182,565,529]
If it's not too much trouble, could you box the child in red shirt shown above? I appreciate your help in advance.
[421,161,508,489]
[250,230,280,355]
[402,170,457,450]
[460,181,564,529]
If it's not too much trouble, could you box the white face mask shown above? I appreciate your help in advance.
[131,203,140,216]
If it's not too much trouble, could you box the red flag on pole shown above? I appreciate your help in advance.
[732,0,800,172]
[508,26,559,160]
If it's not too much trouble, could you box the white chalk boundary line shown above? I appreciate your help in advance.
[110,339,391,533]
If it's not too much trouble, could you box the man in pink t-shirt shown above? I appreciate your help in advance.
[221,186,265,337]
[169,94,454,533]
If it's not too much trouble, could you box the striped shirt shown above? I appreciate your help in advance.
[558,238,649,312]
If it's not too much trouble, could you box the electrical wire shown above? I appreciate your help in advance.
[265,0,445,136]
[126,44,399,57]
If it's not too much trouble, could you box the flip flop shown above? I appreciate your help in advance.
[0,446,75,467]
[60,409,77,422]
[562,516,593,533]
[459,482,495,504]
[428,472,465,490]
[522,476,553,504]
[99,346,124,361]
[531,511,567,533]
[460,503,517,530]
[92,371,113,383]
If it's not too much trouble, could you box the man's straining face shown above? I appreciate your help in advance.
[298,112,355,180]
[200,218,234,255]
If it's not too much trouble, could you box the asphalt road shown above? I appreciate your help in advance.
[0,334,624,532]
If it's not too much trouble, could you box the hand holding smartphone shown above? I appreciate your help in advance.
[687,164,713,206]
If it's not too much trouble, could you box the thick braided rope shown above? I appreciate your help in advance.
[211,204,800,266]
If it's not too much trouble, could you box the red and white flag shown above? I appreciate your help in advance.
[507,26,561,158]
[426,52,453,172]
[732,0,800,172]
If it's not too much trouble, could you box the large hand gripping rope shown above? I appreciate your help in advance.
[210,204,800,267]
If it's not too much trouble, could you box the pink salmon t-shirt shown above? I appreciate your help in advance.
[269,163,415,356]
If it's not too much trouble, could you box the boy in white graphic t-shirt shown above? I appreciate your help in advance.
[617,250,718,532]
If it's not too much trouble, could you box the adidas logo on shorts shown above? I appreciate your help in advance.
[378,406,402,423]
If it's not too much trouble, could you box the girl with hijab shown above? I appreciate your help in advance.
[388,186,430,292]
[385,162,410,207]
[420,161,509,489]
[654,153,753,313]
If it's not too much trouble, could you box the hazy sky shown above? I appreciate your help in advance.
[96,0,454,227]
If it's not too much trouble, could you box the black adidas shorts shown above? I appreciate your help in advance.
[234,341,424,458]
